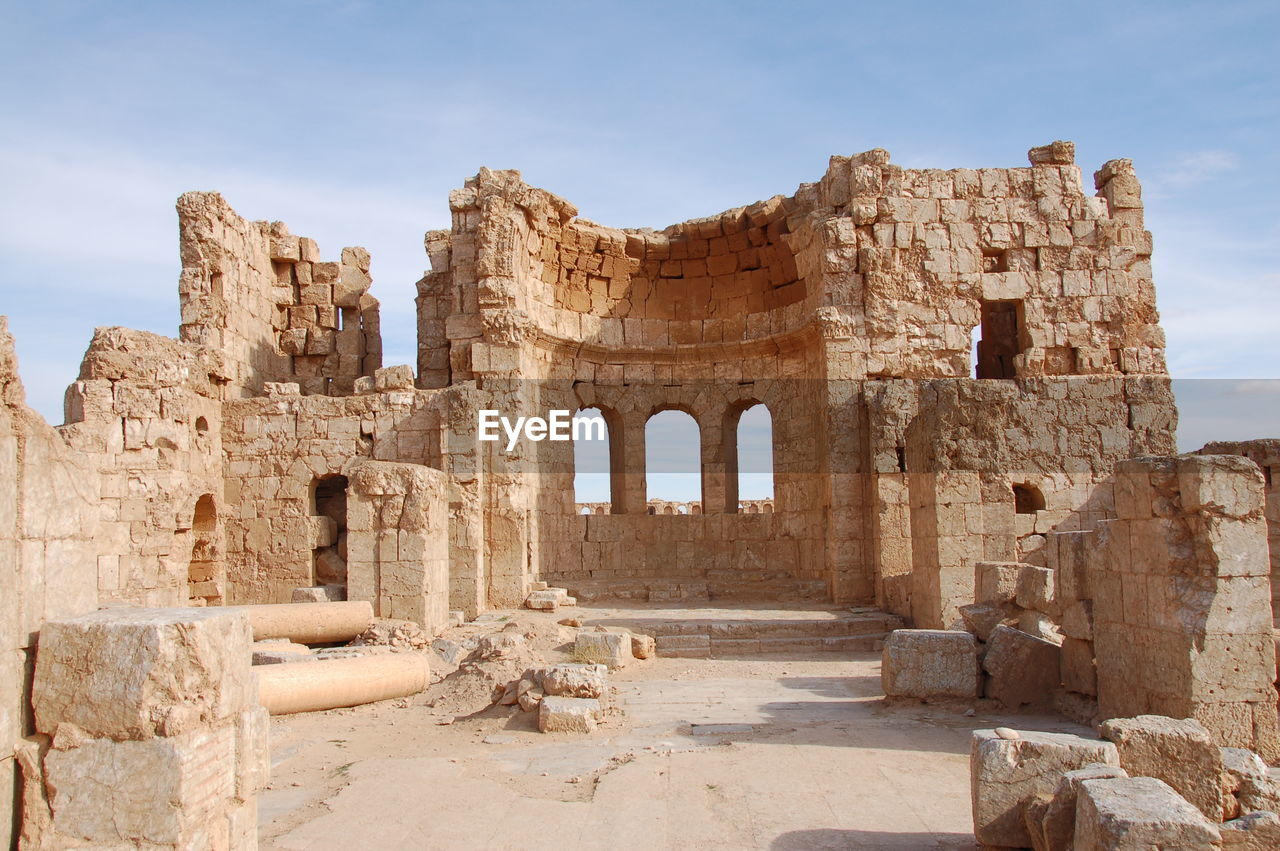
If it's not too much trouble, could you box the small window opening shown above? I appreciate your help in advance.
[1013,483,1045,515]
[188,494,220,605]
[981,248,1008,273]
[975,300,1022,379]
[195,416,209,434]
[312,474,349,587]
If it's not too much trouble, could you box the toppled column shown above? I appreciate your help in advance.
[256,653,430,715]
[238,600,374,644]
[1094,455,1280,759]
[23,608,267,849]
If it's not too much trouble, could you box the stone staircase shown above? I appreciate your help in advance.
[564,576,830,604]
[576,604,904,658]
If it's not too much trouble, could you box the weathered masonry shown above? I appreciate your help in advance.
[8,140,1235,843]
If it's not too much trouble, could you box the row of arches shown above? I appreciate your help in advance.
[572,402,774,512]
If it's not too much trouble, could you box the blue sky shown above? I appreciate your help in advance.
[2,0,1277,490]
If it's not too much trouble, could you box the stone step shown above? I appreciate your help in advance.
[655,631,893,658]
[563,578,829,604]
[582,607,904,658]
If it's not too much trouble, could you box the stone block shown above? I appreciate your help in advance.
[975,561,1020,605]
[575,631,633,668]
[959,602,1012,642]
[983,624,1061,710]
[1074,777,1221,850]
[44,726,237,847]
[1061,638,1097,696]
[538,696,600,733]
[1178,454,1265,520]
[524,588,575,611]
[1221,811,1280,850]
[1037,763,1128,851]
[1100,715,1225,821]
[1016,564,1057,615]
[629,632,656,659]
[540,664,608,700]
[1061,600,1093,640]
[374,364,415,391]
[880,629,979,699]
[33,608,255,740]
[1028,140,1075,166]
[1220,747,1280,816]
[1018,610,1063,644]
[970,728,1119,848]
[291,584,345,603]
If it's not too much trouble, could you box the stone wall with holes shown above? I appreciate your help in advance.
[218,377,464,607]
[176,191,382,398]
[867,375,1177,626]
[1199,439,1280,611]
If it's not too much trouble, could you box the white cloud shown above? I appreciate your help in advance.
[1157,149,1239,188]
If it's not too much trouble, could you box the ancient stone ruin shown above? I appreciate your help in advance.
[3,140,1277,847]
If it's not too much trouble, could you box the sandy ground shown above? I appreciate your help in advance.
[258,629,1092,851]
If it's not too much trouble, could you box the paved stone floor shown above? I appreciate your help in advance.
[260,648,1090,850]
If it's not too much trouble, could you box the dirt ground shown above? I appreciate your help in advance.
[258,612,1090,850]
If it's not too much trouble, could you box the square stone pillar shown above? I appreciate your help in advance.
[347,460,450,632]
[23,607,267,849]
[1093,455,1279,760]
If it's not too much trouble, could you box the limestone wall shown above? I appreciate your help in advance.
[0,319,100,846]
[1199,439,1280,611]
[177,191,382,398]
[414,143,1175,608]
[62,327,227,607]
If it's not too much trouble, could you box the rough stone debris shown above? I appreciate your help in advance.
[1221,811,1280,850]
[538,696,602,733]
[982,624,1061,710]
[22,608,267,849]
[1099,714,1226,821]
[969,728,1119,847]
[880,629,979,699]
[0,142,1276,844]
[574,631,634,669]
[1074,776,1222,850]
[1032,763,1129,851]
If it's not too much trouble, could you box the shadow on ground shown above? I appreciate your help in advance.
[770,828,976,849]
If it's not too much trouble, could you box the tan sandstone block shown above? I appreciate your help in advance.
[33,608,255,740]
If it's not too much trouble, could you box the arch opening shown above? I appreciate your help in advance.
[573,407,621,512]
[645,409,702,506]
[312,474,349,587]
[725,402,774,513]
[1013,482,1045,515]
[188,494,221,606]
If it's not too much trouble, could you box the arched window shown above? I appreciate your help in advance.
[646,409,702,504]
[1012,482,1045,515]
[189,494,220,605]
[573,407,620,512]
[725,402,774,513]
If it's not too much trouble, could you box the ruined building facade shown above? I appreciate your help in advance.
[15,140,1269,841]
